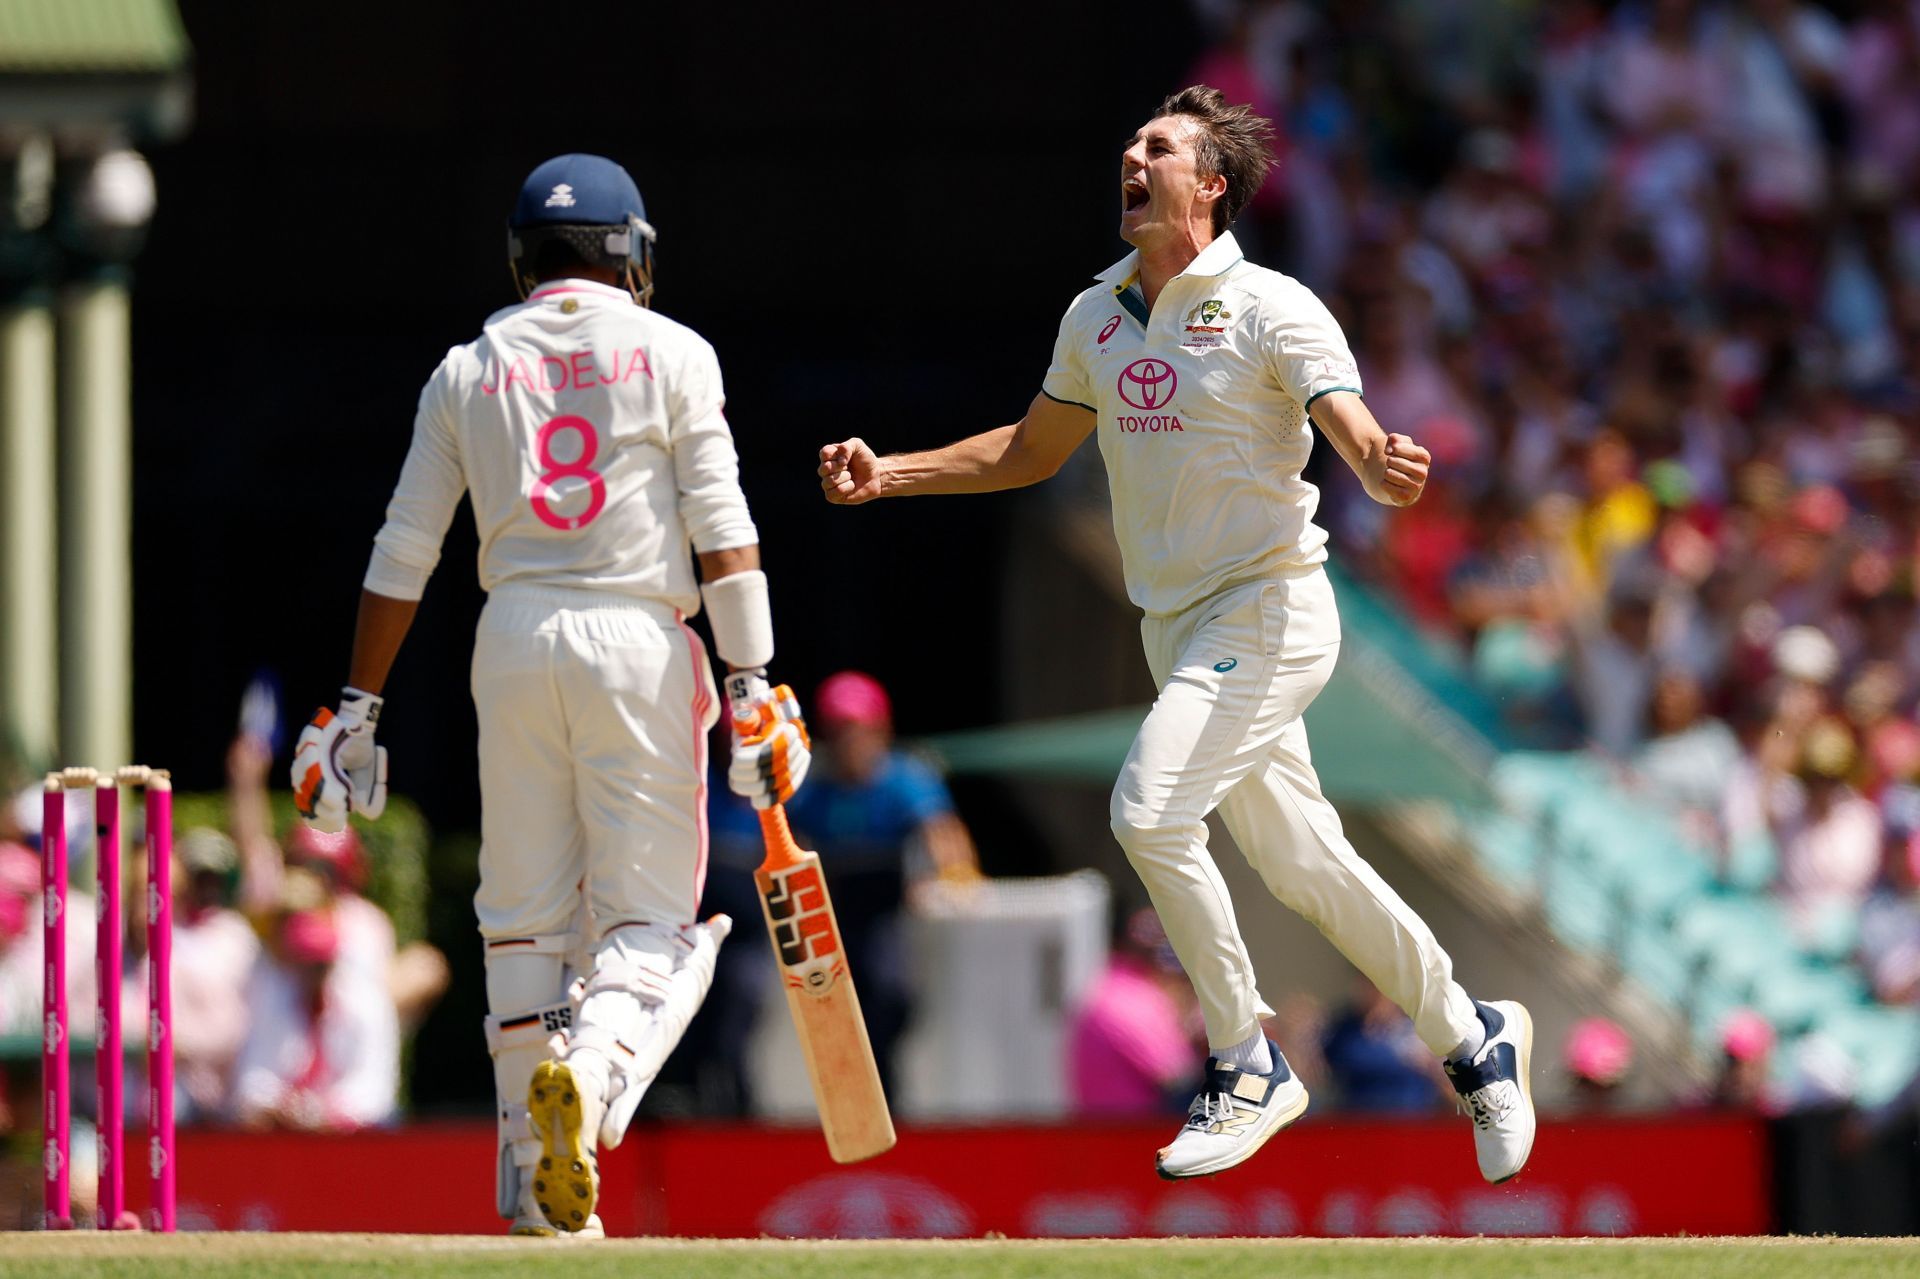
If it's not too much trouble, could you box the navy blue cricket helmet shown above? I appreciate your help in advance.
[507,154,657,306]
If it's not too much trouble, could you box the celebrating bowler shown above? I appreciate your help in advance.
[818,87,1536,1183]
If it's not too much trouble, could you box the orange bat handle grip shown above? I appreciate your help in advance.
[757,804,806,871]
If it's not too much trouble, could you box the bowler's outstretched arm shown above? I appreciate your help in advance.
[818,392,1095,503]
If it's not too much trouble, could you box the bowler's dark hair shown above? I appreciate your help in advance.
[1152,85,1276,234]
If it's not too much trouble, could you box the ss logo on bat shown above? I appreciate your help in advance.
[762,864,840,969]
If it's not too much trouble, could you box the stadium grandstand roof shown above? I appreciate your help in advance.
[0,0,189,74]
[0,0,192,142]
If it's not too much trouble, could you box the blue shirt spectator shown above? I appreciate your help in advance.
[1320,979,1449,1113]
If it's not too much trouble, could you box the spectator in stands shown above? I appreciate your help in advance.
[1785,1032,1860,1109]
[1319,975,1450,1114]
[1842,662,1920,800]
[0,812,44,1161]
[1860,795,1920,1005]
[1069,907,1202,1116]
[1635,668,1743,847]
[1571,575,1661,758]
[0,786,97,1046]
[1845,0,1920,186]
[0,832,38,1038]
[229,730,285,919]
[139,829,258,1123]
[1563,1016,1635,1113]
[229,729,448,1035]
[1448,491,1580,740]
[783,671,980,1095]
[1712,1008,1783,1112]
[284,824,383,974]
[1777,717,1883,945]
[1714,0,1849,215]
[1603,0,1724,284]
[233,901,398,1131]
[1572,430,1660,599]
[285,824,448,1035]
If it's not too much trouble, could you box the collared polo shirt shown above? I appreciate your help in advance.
[364,277,757,611]
[1041,232,1362,618]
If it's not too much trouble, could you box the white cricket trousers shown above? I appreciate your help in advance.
[471,582,719,942]
[1110,568,1479,1057]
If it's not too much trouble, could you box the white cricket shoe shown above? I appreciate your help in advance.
[1155,1041,1309,1180]
[528,1058,605,1233]
[1443,999,1536,1183]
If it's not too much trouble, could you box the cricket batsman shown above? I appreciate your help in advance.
[292,154,811,1234]
[818,88,1536,1183]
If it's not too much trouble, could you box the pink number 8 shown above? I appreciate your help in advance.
[529,415,606,530]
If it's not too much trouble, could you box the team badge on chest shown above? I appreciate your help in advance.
[1182,298,1233,352]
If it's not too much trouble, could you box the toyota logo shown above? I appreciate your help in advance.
[1118,358,1177,410]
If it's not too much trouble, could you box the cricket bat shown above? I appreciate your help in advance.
[737,704,896,1163]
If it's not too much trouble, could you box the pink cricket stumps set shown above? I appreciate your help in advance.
[41,764,176,1232]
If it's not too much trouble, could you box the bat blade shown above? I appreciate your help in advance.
[756,848,896,1163]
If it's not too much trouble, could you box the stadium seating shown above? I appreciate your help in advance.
[1483,750,1919,1106]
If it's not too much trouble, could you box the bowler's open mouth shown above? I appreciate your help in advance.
[1123,177,1149,212]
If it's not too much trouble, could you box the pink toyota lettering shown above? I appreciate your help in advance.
[1116,415,1185,433]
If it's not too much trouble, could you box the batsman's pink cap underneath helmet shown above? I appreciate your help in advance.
[281,909,340,966]
[816,671,892,729]
[1564,1016,1633,1085]
[285,823,369,890]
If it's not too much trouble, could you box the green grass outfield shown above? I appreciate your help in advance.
[0,1235,1914,1279]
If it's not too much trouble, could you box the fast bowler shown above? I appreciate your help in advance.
[817,87,1536,1183]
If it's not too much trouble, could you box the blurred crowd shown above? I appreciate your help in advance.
[0,729,448,1207]
[1184,0,1920,1023]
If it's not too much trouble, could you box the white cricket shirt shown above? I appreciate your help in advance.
[1042,232,1362,618]
[364,278,758,613]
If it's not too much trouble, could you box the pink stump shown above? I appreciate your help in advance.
[95,780,123,1230]
[146,778,175,1232]
[41,780,70,1230]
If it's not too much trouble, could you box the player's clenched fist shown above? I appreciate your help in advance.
[1382,433,1431,506]
[819,438,886,505]
[291,686,390,832]
[725,672,812,809]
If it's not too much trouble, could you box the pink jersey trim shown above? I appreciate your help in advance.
[527,286,603,300]
[676,611,713,915]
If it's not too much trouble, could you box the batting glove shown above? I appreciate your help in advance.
[725,671,811,810]
[291,686,390,833]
